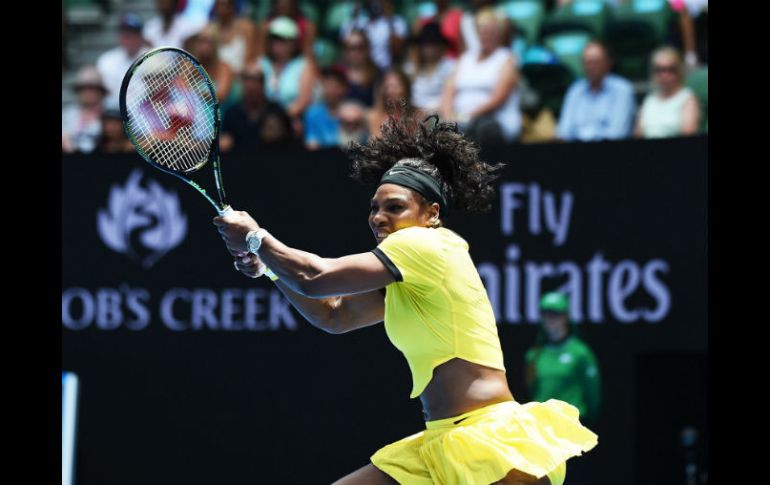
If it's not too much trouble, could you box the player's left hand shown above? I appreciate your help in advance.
[213,210,260,254]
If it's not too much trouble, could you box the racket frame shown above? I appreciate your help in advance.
[119,47,232,216]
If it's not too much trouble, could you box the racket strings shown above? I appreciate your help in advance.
[125,52,217,173]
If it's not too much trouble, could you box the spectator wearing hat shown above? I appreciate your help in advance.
[257,0,317,60]
[404,22,456,113]
[413,0,464,58]
[62,66,108,154]
[524,292,602,428]
[220,62,288,153]
[341,0,407,70]
[96,107,134,154]
[303,67,350,150]
[96,13,151,108]
[207,0,256,73]
[258,16,316,124]
[143,0,205,49]
[557,41,637,142]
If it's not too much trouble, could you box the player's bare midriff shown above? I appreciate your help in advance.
[420,358,515,422]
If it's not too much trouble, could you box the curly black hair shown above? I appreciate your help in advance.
[348,108,506,216]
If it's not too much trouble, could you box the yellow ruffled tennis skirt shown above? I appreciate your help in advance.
[370,399,598,485]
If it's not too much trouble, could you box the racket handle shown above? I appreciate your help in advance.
[218,205,233,217]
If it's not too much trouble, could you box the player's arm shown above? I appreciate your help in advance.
[215,212,396,298]
[235,253,385,334]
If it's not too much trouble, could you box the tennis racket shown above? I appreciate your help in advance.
[119,47,232,216]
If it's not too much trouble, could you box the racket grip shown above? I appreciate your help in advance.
[218,205,234,217]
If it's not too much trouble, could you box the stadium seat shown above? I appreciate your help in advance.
[497,0,546,45]
[404,1,437,27]
[250,1,319,24]
[323,1,356,39]
[520,45,575,116]
[540,0,609,40]
[604,18,658,81]
[542,30,591,78]
[314,37,340,68]
[686,67,708,133]
[611,0,674,43]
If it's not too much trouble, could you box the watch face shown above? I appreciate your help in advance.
[248,233,260,253]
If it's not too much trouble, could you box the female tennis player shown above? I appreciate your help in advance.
[213,113,598,485]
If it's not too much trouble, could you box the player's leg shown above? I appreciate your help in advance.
[331,463,399,485]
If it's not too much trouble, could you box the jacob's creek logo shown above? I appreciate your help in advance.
[98,169,187,268]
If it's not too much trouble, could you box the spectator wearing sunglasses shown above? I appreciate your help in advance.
[635,47,700,138]
[336,30,381,108]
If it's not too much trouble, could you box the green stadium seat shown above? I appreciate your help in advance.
[402,0,465,29]
[686,67,708,132]
[323,1,356,39]
[299,2,320,24]
[541,0,610,40]
[604,18,658,81]
[250,1,319,24]
[542,30,591,78]
[404,1,437,28]
[520,45,576,116]
[610,0,675,43]
[313,38,340,68]
[497,0,546,45]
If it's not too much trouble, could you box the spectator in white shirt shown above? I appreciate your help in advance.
[62,66,107,154]
[96,13,150,107]
[143,0,205,49]
[341,0,407,70]
[441,8,521,145]
[404,22,457,113]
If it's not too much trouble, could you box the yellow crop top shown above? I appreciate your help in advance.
[371,226,506,398]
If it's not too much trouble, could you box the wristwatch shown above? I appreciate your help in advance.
[246,228,269,254]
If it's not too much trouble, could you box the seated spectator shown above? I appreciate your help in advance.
[220,62,288,152]
[304,67,350,150]
[441,8,521,145]
[341,0,407,70]
[336,30,381,107]
[635,47,700,138]
[258,16,316,123]
[413,0,464,58]
[557,41,636,142]
[338,100,370,148]
[404,22,456,113]
[259,104,295,146]
[143,0,205,49]
[62,66,107,154]
[257,0,317,59]
[96,14,151,107]
[368,69,424,138]
[97,107,134,154]
[207,0,257,73]
[189,25,236,108]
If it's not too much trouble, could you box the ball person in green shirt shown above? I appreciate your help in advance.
[525,292,602,427]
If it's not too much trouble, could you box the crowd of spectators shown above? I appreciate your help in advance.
[62,0,708,154]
